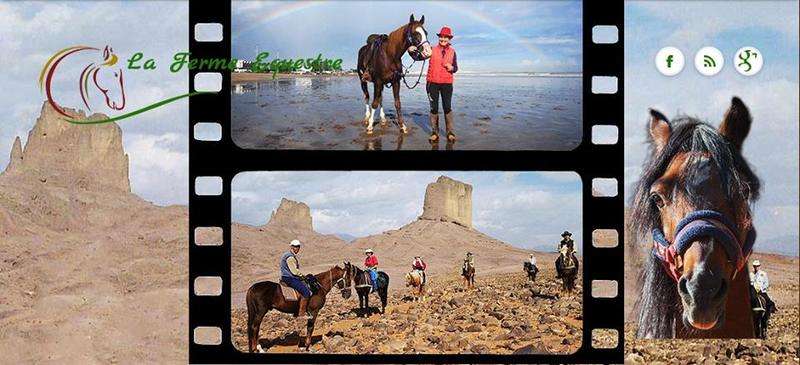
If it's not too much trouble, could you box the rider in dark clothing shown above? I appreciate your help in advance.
[555,231,577,278]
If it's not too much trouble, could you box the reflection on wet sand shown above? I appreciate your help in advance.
[232,75,581,151]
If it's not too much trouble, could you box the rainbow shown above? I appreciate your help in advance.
[232,1,540,56]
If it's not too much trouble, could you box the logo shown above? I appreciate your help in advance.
[694,47,723,76]
[734,46,763,76]
[655,47,684,76]
[40,45,208,125]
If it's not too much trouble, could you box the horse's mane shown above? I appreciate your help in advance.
[630,117,761,239]
[630,116,761,338]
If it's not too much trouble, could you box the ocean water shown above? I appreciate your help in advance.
[231,75,581,150]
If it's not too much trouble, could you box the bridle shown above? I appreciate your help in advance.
[652,209,756,282]
[395,24,429,90]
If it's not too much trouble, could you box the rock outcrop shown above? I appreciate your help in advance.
[419,175,472,228]
[265,198,313,231]
[2,102,130,192]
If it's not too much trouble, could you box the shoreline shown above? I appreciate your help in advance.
[231,72,357,83]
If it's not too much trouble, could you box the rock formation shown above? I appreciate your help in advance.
[2,102,130,192]
[265,198,313,231]
[419,175,472,228]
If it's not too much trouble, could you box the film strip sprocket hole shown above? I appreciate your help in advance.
[189,1,623,363]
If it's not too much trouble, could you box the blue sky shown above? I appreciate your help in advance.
[625,1,799,256]
[232,171,582,252]
[0,1,189,206]
[232,1,582,72]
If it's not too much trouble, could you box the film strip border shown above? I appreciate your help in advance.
[188,0,623,363]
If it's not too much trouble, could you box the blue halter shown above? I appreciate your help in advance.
[652,209,756,282]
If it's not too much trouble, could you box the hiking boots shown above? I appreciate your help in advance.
[445,112,456,142]
[429,114,440,142]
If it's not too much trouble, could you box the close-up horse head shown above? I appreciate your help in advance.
[633,97,761,337]
[79,45,126,112]
[406,14,432,60]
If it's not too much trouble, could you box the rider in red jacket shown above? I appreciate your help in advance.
[364,249,379,291]
[411,256,427,284]
[426,26,459,143]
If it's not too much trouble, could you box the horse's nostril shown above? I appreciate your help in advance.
[679,277,689,295]
[714,279,728,300]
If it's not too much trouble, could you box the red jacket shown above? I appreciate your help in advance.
[365,255,378,268]
[426,44,458,84]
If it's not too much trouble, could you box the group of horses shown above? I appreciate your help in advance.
[632,97,773,339]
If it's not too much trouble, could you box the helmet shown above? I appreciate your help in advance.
[290,239,302,247]
[365,248,374,254]
[752,259,761,267]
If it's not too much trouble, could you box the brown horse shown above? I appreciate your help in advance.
[555,246,578,292]
[461,261,475,289]
[245,264,351,352]
[342,261,389,317]
[631,97,761,339]
[357,14,432,135]
[405,270,426,301]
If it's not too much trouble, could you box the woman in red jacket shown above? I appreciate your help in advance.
[426,26,459,143]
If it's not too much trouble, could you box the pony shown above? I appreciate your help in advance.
[555,246,578,292]
[631,97,761,339]
[357,14,432,135]
[343,261,389,316]
[245,264,351,352]
[405,270,426,302]
[39,45,125,118]
[523,261,539,282]
[461,260,475,289]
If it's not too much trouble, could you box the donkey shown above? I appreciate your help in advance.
[631,97,761,339]
[357,14,432,135]
[245,264,351,352]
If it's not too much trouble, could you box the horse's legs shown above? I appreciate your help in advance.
[392,82,407,133]
[303,313,317,350]
[361,81,370,125]
[364,291,371,316]
[379,104,387,126]
[248,307,267,353]
[366,82,383,134]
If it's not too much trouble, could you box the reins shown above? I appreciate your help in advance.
[383,24,428,90]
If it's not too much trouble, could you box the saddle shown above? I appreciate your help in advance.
[361,34,389,78]
[356,271,372,289]
[278,280,300,302]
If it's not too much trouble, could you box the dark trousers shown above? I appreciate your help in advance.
[427,82,453,114]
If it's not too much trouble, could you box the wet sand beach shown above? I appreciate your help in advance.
[231,74,581,151]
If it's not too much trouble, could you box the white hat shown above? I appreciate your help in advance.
[290,239,302,247]
[752,259,761,266]
[365,248,374,253]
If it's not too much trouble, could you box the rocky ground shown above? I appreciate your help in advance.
[232,270,583,354]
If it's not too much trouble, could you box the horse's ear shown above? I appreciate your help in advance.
[648,109,671,154]
[719,96,752,151]
[420,15,425,24]
[409,14,415,23]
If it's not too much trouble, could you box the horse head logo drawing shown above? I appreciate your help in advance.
[39,45,126,119]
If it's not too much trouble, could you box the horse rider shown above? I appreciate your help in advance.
[280,239,312,320]
[750,260,776,313]
[463,251,474,272]
[556,231,576,278]
[559,231,575,253]
[528,253,538,272]
[411,255,427,284]
[364,248,379,292]
[427,26,459,143]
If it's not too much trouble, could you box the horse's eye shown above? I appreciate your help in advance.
[650,193,666,209]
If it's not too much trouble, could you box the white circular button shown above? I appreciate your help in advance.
[694,46,724,76]
[734,47,763,76]
[655,47,684,76]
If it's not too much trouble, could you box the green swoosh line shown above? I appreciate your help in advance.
[62,91,213,125]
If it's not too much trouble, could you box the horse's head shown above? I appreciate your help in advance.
[339,261,353,299]
[632,97,760,331]
[406,14,432,60]
[84,45,126,111]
